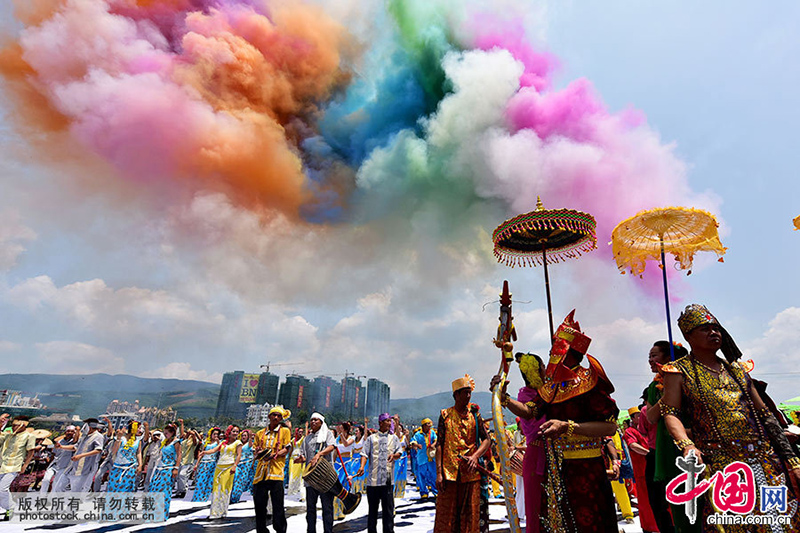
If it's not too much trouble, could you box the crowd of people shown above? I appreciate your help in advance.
[1,303,799,533]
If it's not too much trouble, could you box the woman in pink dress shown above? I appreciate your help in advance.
[491,352,547,532]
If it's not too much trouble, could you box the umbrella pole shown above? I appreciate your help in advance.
[660,238,676,360]
[542,244,555,343]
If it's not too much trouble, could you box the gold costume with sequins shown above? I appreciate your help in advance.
[663,356,800,532]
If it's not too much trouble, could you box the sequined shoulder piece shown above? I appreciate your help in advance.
[740,359,755,373]
[660,362,681,374]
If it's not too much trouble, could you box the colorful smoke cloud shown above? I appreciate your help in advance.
[0,0,718,281]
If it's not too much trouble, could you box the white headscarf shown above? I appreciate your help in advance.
[310,412,330,443]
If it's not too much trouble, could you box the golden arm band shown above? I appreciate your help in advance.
[661,403,681,418]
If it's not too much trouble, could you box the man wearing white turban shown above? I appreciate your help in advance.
[298,413,337,533]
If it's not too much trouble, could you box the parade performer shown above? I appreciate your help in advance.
[644,340,688,533]
[355,413,402,533]
[93,417,116,492]
[149,423,181,517]
[287,427,306,498]
[490,352,547,532]
[107,420,148,493]
[64,418,106,494]
[175,420,198,499]
[606,432,634,523]
[350,425,366,494]
[332,422,356,520]
[661,304,800,532]
[298,412,337,533]
[623,407,659,533]
[252,407,291,533]
[208,425,242,519]
[433,375,491,533]
[142,430,163,490]
[40,425,77,494]
[0,416,36,519]
[393,423,408,499]
[409,418,438,499]
[192,427,220,502]
[230,429,254,504]
[520,310,619,533]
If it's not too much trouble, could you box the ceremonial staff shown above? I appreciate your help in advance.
[490,280,521,533]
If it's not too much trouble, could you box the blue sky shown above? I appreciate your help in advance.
[0,1,798,412]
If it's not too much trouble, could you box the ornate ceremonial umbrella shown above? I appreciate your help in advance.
[611,206,727,359]
[492,197,597,339]
[794,215,800,230]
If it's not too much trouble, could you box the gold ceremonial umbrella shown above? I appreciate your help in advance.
[611,206,726,358]
[793,215,800,230]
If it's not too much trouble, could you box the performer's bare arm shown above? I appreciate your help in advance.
[310,444,335,467]
[464,420,491,472]
[645,400,661,425]
[661,372,702,464]
[173,441,182,478]
[539,419,616,438]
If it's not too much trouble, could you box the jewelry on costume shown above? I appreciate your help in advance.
[661,403,681,418]
[564,420,577,438]
[674,438,694,451]
[788,457,800,471]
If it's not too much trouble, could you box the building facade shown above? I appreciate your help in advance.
[366,378,390,420]
[278,375,312,412]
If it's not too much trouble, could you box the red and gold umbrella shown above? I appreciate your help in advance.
[492,197,597,338]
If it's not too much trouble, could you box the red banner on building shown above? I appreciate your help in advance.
[297,385,304,408]
[325,386,331,408]
[354,387,359,408]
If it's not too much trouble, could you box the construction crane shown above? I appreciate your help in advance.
[260,361,306,373]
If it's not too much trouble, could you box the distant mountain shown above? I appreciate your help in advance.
[0,374,220,420]
[390,391,510,425]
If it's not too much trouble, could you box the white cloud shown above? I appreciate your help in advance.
[0,340,22,352]
[36,341,124,374]
[744,307,800,404]
[5,275,224,337]
[141,362,223,384]
[0,211,36,271]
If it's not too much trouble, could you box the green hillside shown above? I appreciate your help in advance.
[0,374,220,420]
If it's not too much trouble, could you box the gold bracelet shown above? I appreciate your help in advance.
[788,457,800,471]
[564,420,577,438]
[674,438,694,451]
[500,393,510,407]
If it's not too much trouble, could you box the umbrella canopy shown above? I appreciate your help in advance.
[611,206,727,359]
[784,396,800,404]
[493,197,597,267]
[611,206,726,276]
[794,215,800,231]
[492,197,597,338]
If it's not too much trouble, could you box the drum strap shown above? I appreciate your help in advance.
[335,448,352,490]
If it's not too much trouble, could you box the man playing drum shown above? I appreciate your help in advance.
[252,407,292,533]
[297,412,337,533]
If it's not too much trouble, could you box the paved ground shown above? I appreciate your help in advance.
[6,482,645,532]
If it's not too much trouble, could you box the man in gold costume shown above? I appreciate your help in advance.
[661,304,800,532]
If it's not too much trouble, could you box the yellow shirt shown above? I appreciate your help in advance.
[0,431,37,474]
[253,426,291,483]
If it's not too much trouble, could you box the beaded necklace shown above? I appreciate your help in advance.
[689,353,766,445]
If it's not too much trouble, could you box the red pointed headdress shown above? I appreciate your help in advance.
[545,310,592,383]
